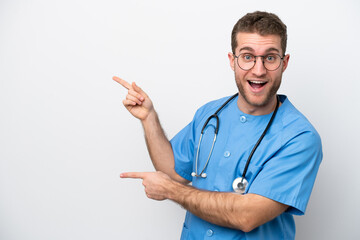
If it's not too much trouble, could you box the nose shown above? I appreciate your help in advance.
[251,57,267,76]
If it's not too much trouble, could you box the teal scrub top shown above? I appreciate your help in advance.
[170,95,322,240]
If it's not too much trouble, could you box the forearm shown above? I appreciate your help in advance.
[121,170,288,232]
[141,111,186,183]
[167,181,286,232]
[167,181,250,231]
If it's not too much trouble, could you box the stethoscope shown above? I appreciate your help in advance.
[191,93,280,194]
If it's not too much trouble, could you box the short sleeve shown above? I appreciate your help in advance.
[248,131,323,215]
[170,120,196,182]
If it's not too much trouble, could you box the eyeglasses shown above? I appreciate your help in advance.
[234,53,284,71]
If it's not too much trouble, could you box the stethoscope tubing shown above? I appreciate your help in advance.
[240,95,280,180]
[192,93,238,177]
[192,93,280,194]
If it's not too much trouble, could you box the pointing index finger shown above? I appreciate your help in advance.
[112,76,132,90]
[120,172,147,179]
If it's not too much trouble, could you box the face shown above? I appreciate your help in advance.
[228,32,290,115]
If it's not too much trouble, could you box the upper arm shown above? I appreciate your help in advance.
[169,170,191,184]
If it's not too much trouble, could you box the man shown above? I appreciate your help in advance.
[114,11,322,240]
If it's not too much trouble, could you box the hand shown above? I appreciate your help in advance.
[112,76,154,121]
[120,171,174,201]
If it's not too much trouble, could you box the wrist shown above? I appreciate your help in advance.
[141,109,157,125]
[166,180,189,202]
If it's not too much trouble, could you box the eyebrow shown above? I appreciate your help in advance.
[238,47,254,53]
[238,47,280,54]
[265,48,280,53]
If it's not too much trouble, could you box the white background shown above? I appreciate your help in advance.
[1,0,359,239]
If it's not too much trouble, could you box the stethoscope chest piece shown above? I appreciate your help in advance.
[232,177,248,194]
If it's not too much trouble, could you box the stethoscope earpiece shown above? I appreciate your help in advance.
[191,172,207,178]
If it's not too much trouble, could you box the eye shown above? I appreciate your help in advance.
[241,54,254,62]
[265,55,277,62]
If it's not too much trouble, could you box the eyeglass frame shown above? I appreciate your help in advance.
[233,53,285,71]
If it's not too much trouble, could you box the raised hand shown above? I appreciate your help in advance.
[113,76,154,121]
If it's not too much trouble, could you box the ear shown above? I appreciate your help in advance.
[281,54,290,72]
[228,52,235,71]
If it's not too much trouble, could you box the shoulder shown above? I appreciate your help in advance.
[277,95,322,146]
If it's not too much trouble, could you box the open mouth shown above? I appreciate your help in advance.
[248,80,267,90]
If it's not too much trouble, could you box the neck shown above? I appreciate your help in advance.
[237,95,280,116]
